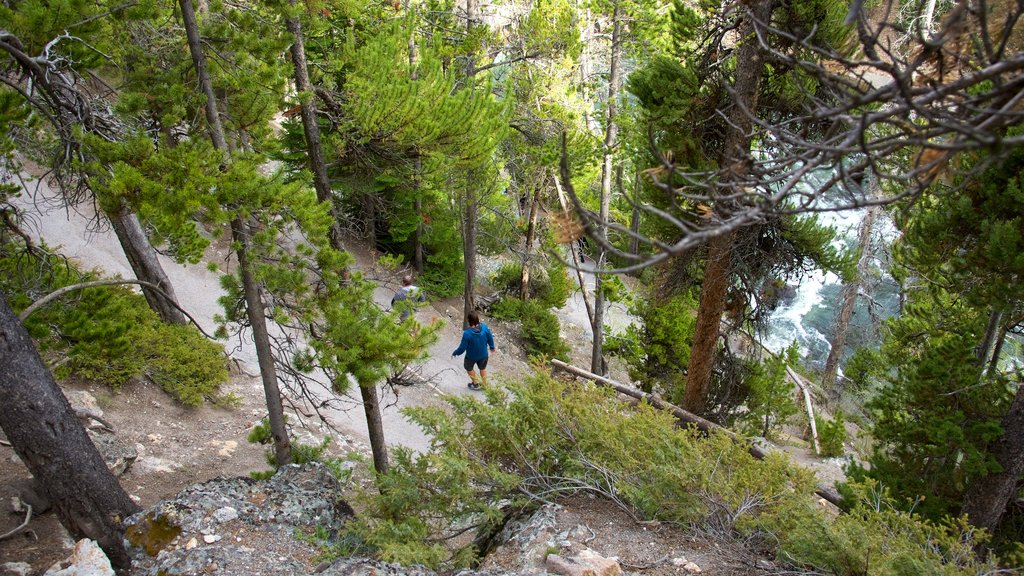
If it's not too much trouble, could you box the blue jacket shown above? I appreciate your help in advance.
[453,323,495,361]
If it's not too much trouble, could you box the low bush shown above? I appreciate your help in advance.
[490,261,571,309]
[518,301,570,360]
[336,371,1004,574]
[2,246,229,406]
[816,411,848,458]
[247,419,352,481]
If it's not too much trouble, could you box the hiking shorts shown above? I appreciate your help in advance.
[464,357,489,371]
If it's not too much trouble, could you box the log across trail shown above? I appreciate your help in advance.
[550,359,844,508]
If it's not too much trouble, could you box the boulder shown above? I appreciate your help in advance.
[43,539,114,576]
[545,549,622,576]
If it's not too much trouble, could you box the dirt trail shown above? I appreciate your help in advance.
[11,173,557,457]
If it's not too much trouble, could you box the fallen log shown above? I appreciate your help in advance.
[550,359,843,508]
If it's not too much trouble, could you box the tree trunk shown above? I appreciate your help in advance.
[286,5,343,252]
[0,291,140,569]
[987,323,1008,375]
[592,4,623,375]
[977,308,1004,367]
[359,381,390,475]
[685,0,771,416]
[822,204,879,394]
[107,204,187,325]
[232,218,291,466]
[962,383,1024,533]
[462,184,477,328]
[684,231,734,413]
[414,163,424,273]
[629,172,641,256]
[520,183,541,301]
[180,0,291,465]
[179,0,227,152]
[554,174,595,325]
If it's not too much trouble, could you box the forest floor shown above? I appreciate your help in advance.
[0,172,847,575]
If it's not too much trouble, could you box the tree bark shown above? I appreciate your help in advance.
[462,183,477,328]
[684,0,771,416]
[822,205,879,394]
[962,383,1024,533]
[179,0,291,465]
[977,308,1004,367]
[629,172,641,256]
[519,183,541,301]
[232,218,291,466]
[286,4,343,252]
[684,231,733,414]
[107,204,187,325]
[179,0,227,152]
[414,163,424,274]
[359,381,390,475]
[0,291,140,569]
[592,4,623,375]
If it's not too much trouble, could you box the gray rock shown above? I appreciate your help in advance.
[87,431,137,476]
[123,463,353,576]
[1,562,33,576]
[64,391,103,420]
[43,539,115,576]
[212,506,238,523]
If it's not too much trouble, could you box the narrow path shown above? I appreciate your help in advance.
[11,175,528,455]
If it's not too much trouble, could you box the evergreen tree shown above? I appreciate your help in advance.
[623,0,854,416]
[854,137,1024,540]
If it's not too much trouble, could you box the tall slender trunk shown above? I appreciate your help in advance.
[107,204,187,325]
[822,204,879,395]
[461,0,479,328]
[629,172,641,256]
[592,5,623,375]
[286,4,343,252]
[232,219,292,466]
[179,0,227,152]
[684,0,772,416]
[977,308,1004,367]
[408,25,424,273]
[0,292,140,569]
[520,183,542,300]
[414,173,424,273]
[359,381,389,474]
[555,174,595,325]
[179,0,291,464]
[988,324,1008,375]
[962,383,1024,533]
[463,183,477,327]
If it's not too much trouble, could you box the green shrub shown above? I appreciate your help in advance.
[247,419,352,481]
[739,343,800,440]
[488,297,523,321]
[490,261,571,309]
[775,480,1000,575]
[816,411,847,458]
[338,371,1002,574]
[1,247,229,405]
[518,301,570,360]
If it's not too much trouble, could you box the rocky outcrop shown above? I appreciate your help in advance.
[123,463,353,576]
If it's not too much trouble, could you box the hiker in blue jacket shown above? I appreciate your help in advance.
[452,311,496,390]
